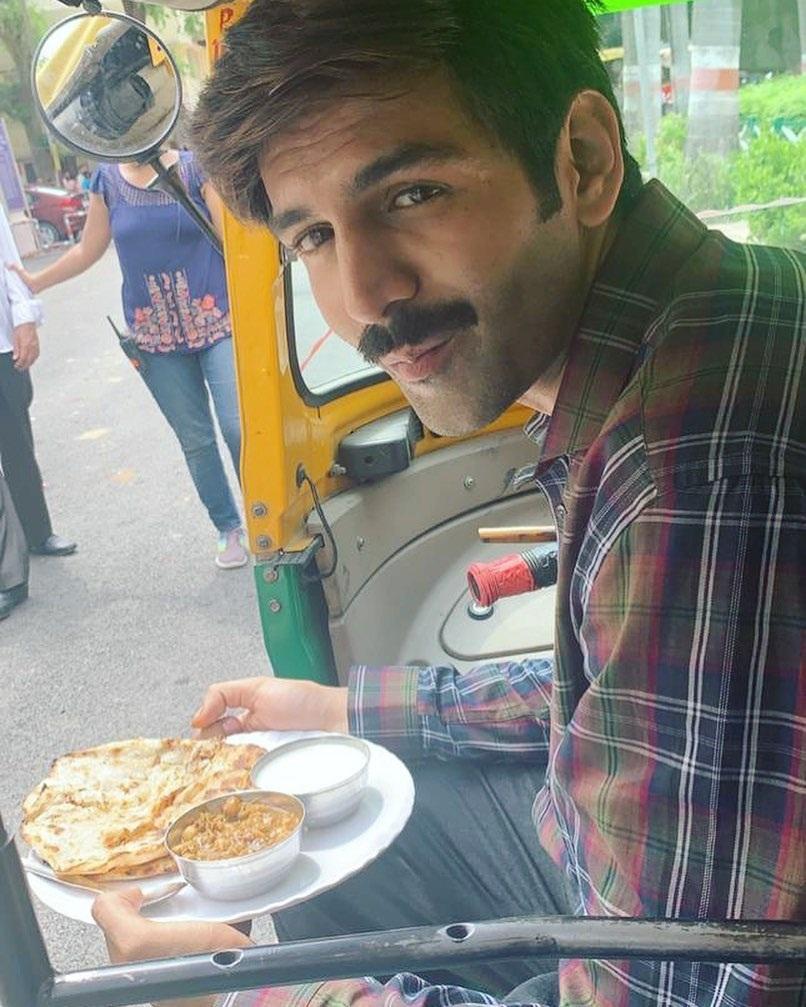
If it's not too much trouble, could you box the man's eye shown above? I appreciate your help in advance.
[390,185,444,209]
[293,225,333,256]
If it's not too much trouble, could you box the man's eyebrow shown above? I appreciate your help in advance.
[349,141,464,194]
[268,205,312,235]
[268,141,464,235]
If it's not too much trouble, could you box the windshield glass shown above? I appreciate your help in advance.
[286,0,804,402]
[286,261,382,401]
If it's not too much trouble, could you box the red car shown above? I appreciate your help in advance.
[24,185,87,248]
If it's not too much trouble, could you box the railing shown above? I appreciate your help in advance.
[2,813,804,1007]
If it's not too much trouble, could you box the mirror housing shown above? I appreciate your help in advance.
[33,12,182,162]
[33,11,221,252]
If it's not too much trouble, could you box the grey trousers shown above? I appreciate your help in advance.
[0,470,28,591]
[0,356,52,548]
[274,757,570,1001]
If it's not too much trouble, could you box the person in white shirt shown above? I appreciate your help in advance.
[0,204,76,581]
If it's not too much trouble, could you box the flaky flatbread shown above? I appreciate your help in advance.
[22,738,265,877]
[57,855,177,886]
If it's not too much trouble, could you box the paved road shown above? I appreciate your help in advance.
[0,246,276,972]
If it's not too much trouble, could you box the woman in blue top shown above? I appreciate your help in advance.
[9,150,248,569]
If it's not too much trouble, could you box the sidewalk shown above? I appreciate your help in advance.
[0,246,271,970]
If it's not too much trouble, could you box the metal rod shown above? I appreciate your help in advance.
[147,154,222,254]
[0,814,55,1007]
[43,918,806,1007]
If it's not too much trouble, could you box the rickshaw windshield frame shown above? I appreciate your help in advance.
[282,262,391,408]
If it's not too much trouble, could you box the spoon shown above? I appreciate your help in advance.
[23,857,186,907]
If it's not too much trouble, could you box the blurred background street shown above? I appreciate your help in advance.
[0,246,273,970]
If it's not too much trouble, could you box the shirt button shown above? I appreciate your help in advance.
[555,504,566,531]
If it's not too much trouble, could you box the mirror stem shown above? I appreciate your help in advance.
[147,155,222,254]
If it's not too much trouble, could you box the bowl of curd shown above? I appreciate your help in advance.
[250,735,370,827]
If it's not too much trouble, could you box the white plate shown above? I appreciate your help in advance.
[24,731,414,925]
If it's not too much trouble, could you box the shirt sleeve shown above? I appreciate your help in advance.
[347,657,553,762]
[229,973,546,1007]
[89,166,108,203]
[0,209,43,328]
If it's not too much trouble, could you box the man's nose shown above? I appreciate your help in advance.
[336,230,417,327]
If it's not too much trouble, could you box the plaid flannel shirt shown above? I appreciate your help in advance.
[242,182,805,1006]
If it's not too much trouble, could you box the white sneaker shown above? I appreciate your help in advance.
[216,528,249,569]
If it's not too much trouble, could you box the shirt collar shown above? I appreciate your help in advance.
[531,180,709,464]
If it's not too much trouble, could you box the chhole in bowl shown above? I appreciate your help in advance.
[165,790,304,901]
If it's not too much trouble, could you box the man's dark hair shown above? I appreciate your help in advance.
[191,0,643,226]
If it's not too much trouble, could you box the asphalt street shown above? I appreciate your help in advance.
[0,246,278,971]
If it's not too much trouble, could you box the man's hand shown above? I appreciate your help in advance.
[6,262,42,294]
[92,887,252,1007]
[192,676,349,738]
[12,323,39,370]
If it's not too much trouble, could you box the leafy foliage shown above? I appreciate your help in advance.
[731,130,806,250]
[0,0,48,123]
[147,7,205,43]
[639,113,736,212]
[635,108,804,251]
[739,74,806,126]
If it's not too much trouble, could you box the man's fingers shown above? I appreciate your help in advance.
[18,347,35,370]
[193,715,245,739]
[92,886,145,930]
[191,678,267,729]
[12,330,38,370]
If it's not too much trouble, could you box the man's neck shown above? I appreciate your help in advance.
[519,210,623,416]
[519,354,566,415]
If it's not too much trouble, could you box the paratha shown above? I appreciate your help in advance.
[22,738,265,877]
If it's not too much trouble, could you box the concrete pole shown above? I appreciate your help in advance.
[633,7,662,177]
[686,0,742,158]
[669,3,691,114]
[622,7,662,169]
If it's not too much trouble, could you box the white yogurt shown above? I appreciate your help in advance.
[255,740,367,795]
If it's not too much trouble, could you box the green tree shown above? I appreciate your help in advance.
[0,0,56,182]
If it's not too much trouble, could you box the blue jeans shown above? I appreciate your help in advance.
[141,338,242,533]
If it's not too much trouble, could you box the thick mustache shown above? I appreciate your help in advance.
[358,301,479,363]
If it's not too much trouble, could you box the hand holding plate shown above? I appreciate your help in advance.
[192,676,349,738]
[92,886,251,1007]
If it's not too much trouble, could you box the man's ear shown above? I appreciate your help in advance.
[559,90,624,229]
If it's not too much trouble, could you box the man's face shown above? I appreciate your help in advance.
[260,73,585,435]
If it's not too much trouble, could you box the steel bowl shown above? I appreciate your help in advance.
[165,790,304,901]
[250,735,370,828]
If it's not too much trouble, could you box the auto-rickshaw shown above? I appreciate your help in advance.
[1,0,804,1004]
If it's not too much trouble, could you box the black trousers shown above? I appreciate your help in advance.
[0,470,28,590]
[274,758,570,1001]
[0,355,52,549]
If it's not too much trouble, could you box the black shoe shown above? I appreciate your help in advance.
[0,582,28,621]
[30,534,77,557]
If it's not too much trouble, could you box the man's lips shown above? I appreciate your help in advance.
[380,336,454,382]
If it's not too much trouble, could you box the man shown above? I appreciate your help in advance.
[0,470,28,619]
[0,205,76,559]
[92,1,804,1005]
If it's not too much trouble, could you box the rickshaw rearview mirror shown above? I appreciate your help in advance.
[33,12,181,161]
[33,12,221,252]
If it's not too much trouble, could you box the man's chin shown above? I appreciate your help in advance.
[401,383,512,437]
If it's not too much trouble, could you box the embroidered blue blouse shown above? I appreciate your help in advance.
[90,152,231,354]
